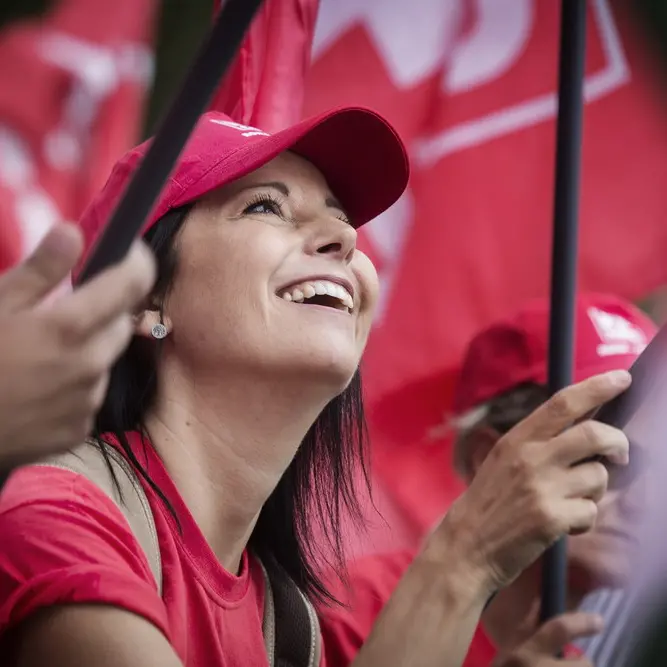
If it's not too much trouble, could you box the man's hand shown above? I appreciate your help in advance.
[0,222,155,467]
[493,612,602,666]
[429,371,631,595]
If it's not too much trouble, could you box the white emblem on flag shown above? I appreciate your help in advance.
[588,306,647,357]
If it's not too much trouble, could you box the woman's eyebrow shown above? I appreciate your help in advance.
[239,181,290,197]
[326,195,349,219]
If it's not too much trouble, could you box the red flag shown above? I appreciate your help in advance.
[0,0,158,271]
[305,0,667,538]
[211,0,320,132]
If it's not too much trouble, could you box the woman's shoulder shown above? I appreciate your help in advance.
[0,463,168,638]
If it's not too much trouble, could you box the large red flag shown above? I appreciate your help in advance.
[211,0,319,132]
[305,0,667,538]
[0,0,157,271]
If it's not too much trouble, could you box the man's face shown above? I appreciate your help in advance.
[567,439,648,592]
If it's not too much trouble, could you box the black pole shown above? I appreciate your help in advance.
[540,0,588,624]
[76,0,265,284]
[0,0,265,494]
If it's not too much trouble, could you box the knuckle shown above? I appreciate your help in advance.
[590,461,609,490]
[578,419,601,447]
[546,389,575,421]
[52,312,84,345]
[532,491,565,537]
[574,500,599,534]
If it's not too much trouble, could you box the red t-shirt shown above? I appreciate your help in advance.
[0,431,553,666]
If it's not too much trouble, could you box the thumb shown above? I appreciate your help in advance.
[0,223,83,312]
[527,611,603,656]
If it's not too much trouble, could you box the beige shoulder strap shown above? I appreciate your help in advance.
[35,440,162,594]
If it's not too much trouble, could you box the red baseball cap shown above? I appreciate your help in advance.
[76,107,409,271]
[453,293,658,415]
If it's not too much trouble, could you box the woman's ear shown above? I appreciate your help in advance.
[135,309,173,340]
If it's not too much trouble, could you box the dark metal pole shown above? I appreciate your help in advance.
[76,0,265,284]
[540,0,588,624]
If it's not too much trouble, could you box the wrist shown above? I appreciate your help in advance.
[420,503,498,606]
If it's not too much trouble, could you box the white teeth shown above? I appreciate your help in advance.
[279,279,354,311]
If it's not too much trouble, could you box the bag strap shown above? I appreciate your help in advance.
[260,561,322,667]
[36,441,322,666]
[36,440,163,594]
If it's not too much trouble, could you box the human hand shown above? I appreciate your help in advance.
[0,223,155,467]
[431,371,631,593]
[492,611,601,667]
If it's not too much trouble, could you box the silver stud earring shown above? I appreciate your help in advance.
[151,323,168,339]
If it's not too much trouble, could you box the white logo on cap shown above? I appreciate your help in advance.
[587,306,647,357]
[209,118,269,138]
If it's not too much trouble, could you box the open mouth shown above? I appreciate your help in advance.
[278,279,354,313]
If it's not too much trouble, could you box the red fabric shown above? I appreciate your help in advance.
[0,433,372,665]
[0,438,583,665]
[321,550,496,666]
[304,0,667,538]
[211,0,320,133]
[0,0,157,272]
[453,293,657,413]
[74,107,408,278]
[322,551,585,666]
[0,441,271,665]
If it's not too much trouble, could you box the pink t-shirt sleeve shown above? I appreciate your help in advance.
[0,466,169,638]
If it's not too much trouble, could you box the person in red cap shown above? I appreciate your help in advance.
[449,293,655,665]
[0,110,631,667]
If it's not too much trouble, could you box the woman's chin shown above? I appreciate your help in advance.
[283,352,360,396]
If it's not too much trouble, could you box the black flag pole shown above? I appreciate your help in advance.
[540,0,588,624]
[76,0,265,284]
[0,0,265,493]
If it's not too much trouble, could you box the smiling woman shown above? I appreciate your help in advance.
[0,107,635,667]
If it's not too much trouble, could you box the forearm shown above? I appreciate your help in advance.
[351,536,492,667]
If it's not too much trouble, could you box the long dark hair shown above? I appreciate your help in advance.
[92,205,370,603]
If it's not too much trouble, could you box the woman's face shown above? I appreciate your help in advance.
[162,151,379,392]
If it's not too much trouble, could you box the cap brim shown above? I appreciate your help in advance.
[530,356,639,386]
[178,107,410,228]
[452,353,641,420]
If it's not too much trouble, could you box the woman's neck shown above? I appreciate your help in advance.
[145,366,332,574]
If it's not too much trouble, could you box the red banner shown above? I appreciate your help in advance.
[305,0,667,537]
[0,0,157,271]
[211,0,320,132]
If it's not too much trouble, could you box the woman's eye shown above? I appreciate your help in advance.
[243,198,281,216]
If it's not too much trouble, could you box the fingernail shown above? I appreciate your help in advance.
[606,370,631,387]
[592,614,604,631]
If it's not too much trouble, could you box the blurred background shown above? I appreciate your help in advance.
[2,2,667,664]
